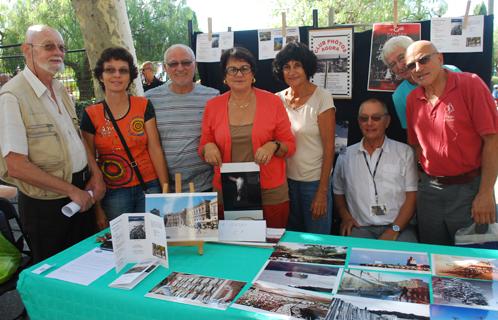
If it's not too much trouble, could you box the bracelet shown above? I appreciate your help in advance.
[273,140,281,154]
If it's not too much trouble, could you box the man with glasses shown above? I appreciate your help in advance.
[141,61,163,92]
[0,25,105,262]
[333,98,418,241]
[145,44,218,192]
[405,40,498,245]
[382,36,460,130]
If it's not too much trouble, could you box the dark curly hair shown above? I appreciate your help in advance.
[93,47,138,91]
[272,42,317,83]
[220,47,257,76]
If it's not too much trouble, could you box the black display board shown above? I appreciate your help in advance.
[194,16,493,145]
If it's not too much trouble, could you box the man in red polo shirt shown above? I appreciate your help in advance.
[405,40,498,245]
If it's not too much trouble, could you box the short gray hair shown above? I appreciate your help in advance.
[381,36,414,65]
[164,44,195,63]
[358,98,389,115]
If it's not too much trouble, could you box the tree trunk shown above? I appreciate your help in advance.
[71,0,143,99]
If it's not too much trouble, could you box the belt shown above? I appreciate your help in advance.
[424,168,480,185]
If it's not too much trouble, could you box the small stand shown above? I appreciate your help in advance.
[164,173,204,255]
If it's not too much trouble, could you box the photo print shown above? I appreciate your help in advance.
[432,254,498,281]
[432,276,498,310]
[128,215,146,240]
[270,242,347,266]
[348,248,430,273]
[430,304,498,320]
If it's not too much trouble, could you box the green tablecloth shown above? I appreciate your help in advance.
[17,231,498,320]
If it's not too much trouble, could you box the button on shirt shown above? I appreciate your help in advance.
[332,137,418,226]
[0,67,86,173]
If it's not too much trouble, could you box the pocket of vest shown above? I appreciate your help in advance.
[26,124,65,171]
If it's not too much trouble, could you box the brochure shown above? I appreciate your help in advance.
[109,212,168,272]
[109,259,159,290]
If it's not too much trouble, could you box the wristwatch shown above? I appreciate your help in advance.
[273,140,281,154]
[391,224,401,232]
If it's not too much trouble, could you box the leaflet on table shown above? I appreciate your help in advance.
[431,16,484,53]
[195,32,234,62]
[45,248,115,286]
[220,162,263,221]
[109,259,159,290]
[257,27,300,60]
[109,212,168,273]
[217,227,285,247]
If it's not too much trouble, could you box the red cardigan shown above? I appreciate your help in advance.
[199,88,296,190]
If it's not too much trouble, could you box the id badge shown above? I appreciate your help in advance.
[370,204,387,216]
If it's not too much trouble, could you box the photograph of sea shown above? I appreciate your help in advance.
[430,304,498,320]
[270,242,347,266]
[348,248,430,273]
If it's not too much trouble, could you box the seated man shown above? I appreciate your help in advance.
[333,98,418,241]
[141,61,164,92]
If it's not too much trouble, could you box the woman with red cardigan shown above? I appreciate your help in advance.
[199,47,295,228]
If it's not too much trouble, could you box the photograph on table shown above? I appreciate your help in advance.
[329,294,430,320]
[348,248,430,273]
[128,215,146,240]
[269,242,347,266]
[432,276,498,310]
[145,192,219,241]
[254,260,342,296]
[430,304,498,320]
[338,269,430,304]
[220,162,263,220]
[146,272,246,310]
[432,254,498,281]
[233,281,332,320]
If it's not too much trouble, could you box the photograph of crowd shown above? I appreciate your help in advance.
[146,272,246,310]
[338,269,430,304]
[432,276,498,310]
[128,216,146,240]
[234,281,332,320]
[348,248,430,273]
[328,294,430,320]
[430,304,498,320]
[269,242,347,265]
[255,260,341,296]
[432,254,498,281]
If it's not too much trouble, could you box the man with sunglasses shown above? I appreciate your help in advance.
[333,98,418,241]
[405,40,498,245]
[0,25,105,262]
[145,44,219,192]
[382,36,460,130]
[141,61,163,92]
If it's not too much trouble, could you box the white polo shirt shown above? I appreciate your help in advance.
[0,67,87,173]
[332,137,418,226]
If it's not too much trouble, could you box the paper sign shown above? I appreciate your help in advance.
[219,220,266,242]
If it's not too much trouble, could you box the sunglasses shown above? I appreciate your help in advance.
[103,68,130,75]
[225,65,252,76]
[166,60,193,68]
[406,52,438,71]
[358,114,387,123]
[29,43,67,53]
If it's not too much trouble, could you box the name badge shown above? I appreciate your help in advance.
[371,204,387,216]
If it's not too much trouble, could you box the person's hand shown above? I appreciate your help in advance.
[311,190,328,220]
[203,143,222,167]
[95,205,109,230]
[68,186,95,212]
[471,191,497,224]
[254,142,277,165]
[340,216,359,236]
[85,171,106,201]
[378,229,399,241]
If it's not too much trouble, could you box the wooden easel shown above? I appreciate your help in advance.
[163,173,204,255]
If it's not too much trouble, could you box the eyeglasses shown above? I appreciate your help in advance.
[358,114,387,123]
[225,65,252,76]
[406,52,438,71]
[387,53,405,70]
[29,43,67,53]
[103,68,130,75]
[166,60,193,68]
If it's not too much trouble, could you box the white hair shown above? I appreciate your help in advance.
[164,44,195,63]
[381,36,414,65]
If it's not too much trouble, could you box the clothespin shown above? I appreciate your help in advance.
[463,0,471,30]
[281,12,287,38]
[328,7,335,26]
[393,0,399,31]
[227,27,232,32]
[208,17,212,41]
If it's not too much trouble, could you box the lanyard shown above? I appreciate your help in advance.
[362,149,383,204]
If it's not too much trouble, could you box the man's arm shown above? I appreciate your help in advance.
[472,133,498,224]
[334,194,359,236]
[5,152,94,211]
[378,191,416,240]
[81,135,105,201]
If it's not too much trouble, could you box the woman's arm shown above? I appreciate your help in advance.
[145,118,169,189]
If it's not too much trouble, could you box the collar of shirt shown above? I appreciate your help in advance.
[358,137,391,155]
[414,69,457,104]
[22,66,63,99]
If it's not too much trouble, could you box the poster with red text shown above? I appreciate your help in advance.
[309,27,353,99]
[368,23,421,92]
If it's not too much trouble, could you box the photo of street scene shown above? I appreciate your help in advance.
[255,261,341,296]
[146,272,246,310]
[269,242,347,265]
[145,193,218,241]
[328,294,430,320]
[338,269,430,304]
[432,276,498,310]
[430,304,498,320]
[128,216,145,239]
[349,248,430,273]
[234,281,332,320]
[432,254,498,281]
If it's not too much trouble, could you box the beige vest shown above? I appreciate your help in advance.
[0,73,79,199]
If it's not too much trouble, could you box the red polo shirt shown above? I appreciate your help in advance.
[406,71,498,176]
